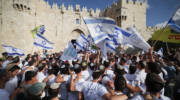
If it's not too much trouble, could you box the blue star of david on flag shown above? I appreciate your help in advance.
[2,44,24,56]
[34,33,53,49]
[94,24,103,33]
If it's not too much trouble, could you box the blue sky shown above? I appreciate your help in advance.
[45,0,180,26]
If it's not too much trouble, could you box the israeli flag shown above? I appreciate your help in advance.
[2,45,24,56]
[84,17,116,44]
[38,25,45,35]
[114,26,151,52]
[157,48,163,57]
[60,42,77,61]
[105,37,118,52]
[75,34,89,51]
[34,33,53,49]
[168,7,180,33]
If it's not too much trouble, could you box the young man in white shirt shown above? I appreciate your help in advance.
[37,63,54,83]
[5,65,20,95]
[0,69,10,100]
[72,70,111,100]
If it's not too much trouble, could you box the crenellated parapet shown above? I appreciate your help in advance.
[12,0,31,12]
[10,0,101,17]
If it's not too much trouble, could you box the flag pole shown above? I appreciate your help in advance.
[152,6,179,47]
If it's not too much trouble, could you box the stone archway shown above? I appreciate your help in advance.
[70,28,86,40]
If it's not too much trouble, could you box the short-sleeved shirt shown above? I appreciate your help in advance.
[125,74,137,87]
[5,76,18,95]
[136,69,147,84]
[77,81,108,100]
[37,72,46,82]
[0,89,10,100]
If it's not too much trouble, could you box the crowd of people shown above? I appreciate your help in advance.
[0,47,180,100]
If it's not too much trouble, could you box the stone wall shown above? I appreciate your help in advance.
[102,0,155,41]
[0,0,100,55]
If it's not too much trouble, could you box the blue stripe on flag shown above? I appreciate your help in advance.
[34,42,53,49]
[168,19,180,33]
[114,27,131,37]
[36,33,53,44]
[8,53,24,56]
[80,34,89,42]
[93,33,108,42]
[106,43,116,52]
[74,42,85,51]
[84,19,115,24]
[2,44,24,56]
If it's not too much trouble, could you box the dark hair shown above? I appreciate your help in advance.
[120,58,126,64]
[28,60,36,66]
[139,61,146,69]
[114,64,125,76]
[48,88,59,96]
[114,75,126,91]
[145,73,164,93]
[2,52,8,56]
[147,62,162,74]
[60,65,69,75]
[12,56,20,63]
[43,95,58,100]
[92,71,102,80]
[25,71,37,81]
[38,63,46,72]
[103,61,110,68]
[129,65,137,74]
[74,64,82,74]
[9,65,20,72]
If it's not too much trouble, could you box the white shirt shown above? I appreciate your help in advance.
[81,70,91,81]
[0,89,10,100]
[5,76,18,95]
[68,78,85,100]
[125,74,137,87]
[105,69,115,80]
[2,60,9,69]
[123,65,129,73]
[37,72,46,82]
[77,81,108,100]
[136,69,147,84]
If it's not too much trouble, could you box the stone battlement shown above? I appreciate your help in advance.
[11,0,100,16]
[125,0,146,6]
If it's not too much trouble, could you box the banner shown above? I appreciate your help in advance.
[84,17,115,44]
[60,42,77,61]
[34,33,53,49]
[2,44,24,56]
[152,7,180,43]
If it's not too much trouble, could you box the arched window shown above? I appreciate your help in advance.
[20,4,23,10]
[76,19,80,24]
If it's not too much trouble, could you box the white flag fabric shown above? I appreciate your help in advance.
[157,48,163,57]
[60,42,77,61]
[114,26,151,52]
[2,45,24,56]
[168,7,180,33]
[105,38,117,53]
[34,33,53,49]
[84,17,116,44]
[75,34,89,51]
